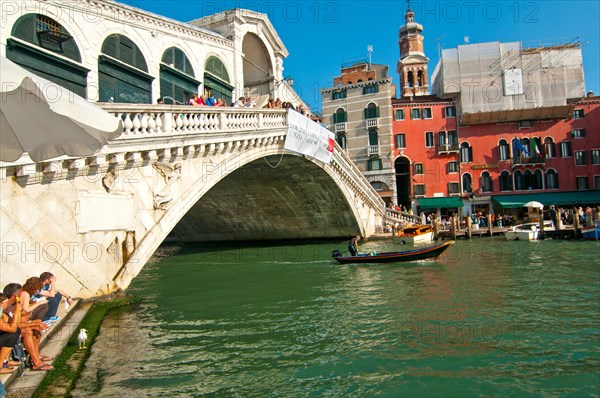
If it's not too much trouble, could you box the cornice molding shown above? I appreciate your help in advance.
[321,77,393,94]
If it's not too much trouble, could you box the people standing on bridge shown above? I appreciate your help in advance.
[348,235,361,256]
[233,97,246,107]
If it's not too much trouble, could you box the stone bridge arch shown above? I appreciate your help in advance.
[0,107,384,298]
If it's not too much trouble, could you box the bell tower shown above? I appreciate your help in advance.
[397,2,429,97]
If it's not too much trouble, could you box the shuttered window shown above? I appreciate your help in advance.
[99,34,152,103]
[159,48,199,104]
[8,14,87,96]
[204,56,233,105]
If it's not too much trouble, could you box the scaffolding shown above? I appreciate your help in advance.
[432,39,585,124]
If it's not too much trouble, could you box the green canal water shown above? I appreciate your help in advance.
[72,239,600,397]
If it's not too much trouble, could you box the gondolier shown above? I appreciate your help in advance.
[348,235,361,256]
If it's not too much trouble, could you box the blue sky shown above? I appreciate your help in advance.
[122,1,599,112]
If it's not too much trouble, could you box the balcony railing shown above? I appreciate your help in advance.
[437,143,459,154]
[512,155,545,166]
[366,118,378,128]
[335,122,347,133]
[368,145,380,156]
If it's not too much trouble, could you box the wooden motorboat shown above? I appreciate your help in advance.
[395,225,434,244]
[581,220,600,240]
[332,241,454,264]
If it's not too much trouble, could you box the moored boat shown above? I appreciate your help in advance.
[581,220,600,240]
[504,220,555,241]
[332,241,454,264]
[395,225,434,244]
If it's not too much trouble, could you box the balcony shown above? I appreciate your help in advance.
[335,122,347,133]
[512,155,545,166]
[437,143,459,154]
[366,118,378,128]
[368,145,380,156]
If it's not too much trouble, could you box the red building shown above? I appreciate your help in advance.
[391,96,460,211]
[391,6,600,217]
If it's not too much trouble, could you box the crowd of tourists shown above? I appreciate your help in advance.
[0,272,72,376]
[158,93,323,123]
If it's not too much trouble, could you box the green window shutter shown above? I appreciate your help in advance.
[12,14,36,43]
[364,108,368,119]
[332,113,337,124]
[376,106,380,117]
[102,34,148,72]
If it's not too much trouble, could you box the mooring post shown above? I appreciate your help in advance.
[466,213,472,239]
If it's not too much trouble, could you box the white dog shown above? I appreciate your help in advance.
[77,328,88,349]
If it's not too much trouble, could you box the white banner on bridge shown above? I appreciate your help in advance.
[285,109,335,164]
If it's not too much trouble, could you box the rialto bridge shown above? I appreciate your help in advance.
[0,106,410,298]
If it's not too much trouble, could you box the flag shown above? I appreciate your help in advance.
[531,137,541,156]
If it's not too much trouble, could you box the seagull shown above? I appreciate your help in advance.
[464,35,470,44]
[77,328,88,349]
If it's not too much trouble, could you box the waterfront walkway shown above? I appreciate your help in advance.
[2,300,92,398]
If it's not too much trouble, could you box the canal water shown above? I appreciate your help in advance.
[71,239,600,397]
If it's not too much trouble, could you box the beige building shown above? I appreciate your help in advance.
[321,63,396,205]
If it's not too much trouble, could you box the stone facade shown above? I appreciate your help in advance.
[321,63,397,205]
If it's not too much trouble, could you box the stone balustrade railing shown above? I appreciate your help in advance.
[98,104,288,140]
[384,209,421,225]
[0,104,387,222]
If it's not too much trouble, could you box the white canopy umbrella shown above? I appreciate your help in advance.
[0,56,122,162]
[523,201,544,209]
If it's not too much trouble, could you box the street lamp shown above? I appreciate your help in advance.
[275,76,294,88]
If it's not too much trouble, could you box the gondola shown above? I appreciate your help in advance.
[332,241,454,264]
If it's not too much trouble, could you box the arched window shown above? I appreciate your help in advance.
[546,169,559,189]
[99,34,152,103]
[481,171,493,192]
[523,170,533,190]
[460,142,473,162]
[333,108,347,124]
[364,103,379,119]
[544,137,556,158]
[521,138,531,157]
[8,14,88,97]
[499,171,512,191]
[462,173,473,193]
[160,47,199,104]
[368,129,379,146]
[336,133,347,149]
[407,71,414,87]
[533,170,543,189]
[417,70,423,87]
[498,139,510,161]
[204,56,233,105]
[514,170,524,190]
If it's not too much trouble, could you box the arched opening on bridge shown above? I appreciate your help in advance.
[168,155,360,242]
[204,56,233,105]
[242,33,272,103]
[7,14,88,97]
[160,47,199,104]
[99,34,153,103]
[394,157,411,208]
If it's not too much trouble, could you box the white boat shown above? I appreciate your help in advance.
[504,220,555,241]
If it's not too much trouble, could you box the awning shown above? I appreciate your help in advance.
[492,191,600,208]
[418,197,464,210]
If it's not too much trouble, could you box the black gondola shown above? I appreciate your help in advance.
[332,241,454,264]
